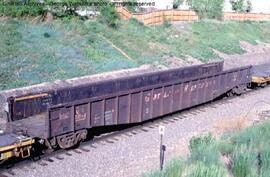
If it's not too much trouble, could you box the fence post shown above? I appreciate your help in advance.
[172,9,174,24]
[142,13,145,25]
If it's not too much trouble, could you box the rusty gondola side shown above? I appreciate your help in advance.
[8,61,224,121]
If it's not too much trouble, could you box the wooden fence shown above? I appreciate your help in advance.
[224,12,270,21]
[116,7,270,25]
[115,7,199,25]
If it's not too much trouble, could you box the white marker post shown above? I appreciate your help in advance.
[159,125,166,171]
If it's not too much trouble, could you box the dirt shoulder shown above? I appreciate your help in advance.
[214,41,270,69]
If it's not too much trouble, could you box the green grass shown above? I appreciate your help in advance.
[1,18,270,90]
[144,119,270,177]
[144,158,185,177]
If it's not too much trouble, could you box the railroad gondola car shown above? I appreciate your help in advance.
[0,61,255,162]
[7,61,224,121]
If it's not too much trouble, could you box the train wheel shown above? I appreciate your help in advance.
[42,137,57,154]
[232,84,247,96]
[227,92,234,97]
[57,129,87,149]
[261,83,267,88]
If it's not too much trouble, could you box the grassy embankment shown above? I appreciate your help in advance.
[144,119,270,177]
[1,18,270,90]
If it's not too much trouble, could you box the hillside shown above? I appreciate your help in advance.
[1,17,270,90]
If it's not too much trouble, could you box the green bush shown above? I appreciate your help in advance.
[129,17,145,26]
[189,134,221,165]
[246,0,252,12]
[98,4,119,28]
[230,0,245,12]
[163,20,171,28]
[172,0,184,9]
[230,0,252,12]
[0,0,44,17]
[187,0,224,19]
[231,146,257,177]
[0,0,102,18]
[217,140,234,155]
[189,134,214,153]
[123,0,139,13]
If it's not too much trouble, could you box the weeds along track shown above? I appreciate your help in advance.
[0,85,269,177]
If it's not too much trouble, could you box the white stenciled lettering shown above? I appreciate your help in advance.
[153,93,161,100]
[184,85,189,92]
[163,91,170,98]
[145,95,150,102]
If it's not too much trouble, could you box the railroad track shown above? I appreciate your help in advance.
[0,85,269,177]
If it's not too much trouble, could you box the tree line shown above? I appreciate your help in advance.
[0,0,254,26]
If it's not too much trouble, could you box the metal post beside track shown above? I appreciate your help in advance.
[159,125,166,171]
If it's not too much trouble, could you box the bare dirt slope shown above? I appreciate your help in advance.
[215,41,270,69]
[156,40,270,70]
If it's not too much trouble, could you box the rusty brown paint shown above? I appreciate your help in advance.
[44,66,252,139]
[8,61,225,121]
[5,63,253,140]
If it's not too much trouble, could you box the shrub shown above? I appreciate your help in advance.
[129,17,145,26]
[0,0,101,18]
[0,0,44,17]
[231,146,257,177]
[172,0,184,9]
[230,0,252,12]
[98,4,119,28]
[189,134,214,153]
[230,0,245,12]
[163,20,171,28]
[187,0,224,20]
[246,0,252,12]
[189,134,221,165]
[123,0,139,13]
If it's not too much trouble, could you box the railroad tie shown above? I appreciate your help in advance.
[65,152,72,156]
[79,147,90,152]
[73,149,82,154]
[105,139,114,144]
[37,161,48,166]
[55,155,64,160]
[44,158,54,162]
